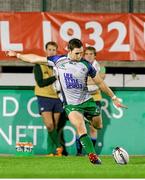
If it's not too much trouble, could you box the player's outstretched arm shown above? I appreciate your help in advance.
[6,50,47,64]
[93,74,128,109]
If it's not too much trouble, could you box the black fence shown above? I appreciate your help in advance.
[0,0,144,13]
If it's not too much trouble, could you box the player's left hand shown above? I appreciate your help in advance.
[5,50,17,57]
[113,97,128,109]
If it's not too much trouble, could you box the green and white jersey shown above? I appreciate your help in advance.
[47,55,97,105]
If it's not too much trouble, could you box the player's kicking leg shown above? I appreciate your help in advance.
[68,110,101,165]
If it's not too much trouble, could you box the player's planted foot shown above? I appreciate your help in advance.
[88,153,101,165]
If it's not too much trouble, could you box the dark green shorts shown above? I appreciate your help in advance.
[65,98,100,118]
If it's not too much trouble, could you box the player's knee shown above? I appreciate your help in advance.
[93,123,103,130]
[77,125,87,135]
[97,124,103,129]
[46,123,54,132]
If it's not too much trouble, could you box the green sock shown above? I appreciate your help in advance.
[79,134,96,154]
[47,133,55,154]
[48,129,61,148]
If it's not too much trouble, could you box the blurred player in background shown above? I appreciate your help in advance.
[6,38,127,165]
[34,41,63,156]
[76,46,106,155]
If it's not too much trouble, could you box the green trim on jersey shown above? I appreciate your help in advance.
[80,59,90,69]
[64,98,100,119]
[100,66,106,73]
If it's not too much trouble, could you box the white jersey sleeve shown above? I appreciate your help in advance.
[87,60,101,94]
[92,61,100,73]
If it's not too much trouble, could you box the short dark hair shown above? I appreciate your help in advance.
[84,46,96,56]
[45,41,58,50]
[68,38,83,51]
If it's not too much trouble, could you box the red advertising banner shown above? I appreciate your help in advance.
[0,12,145,61]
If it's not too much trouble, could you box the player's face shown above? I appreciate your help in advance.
[84,50,96,64]
[46,45,57,56]
[69,47,84,61]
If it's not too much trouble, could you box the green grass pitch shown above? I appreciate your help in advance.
[0,155,145,178]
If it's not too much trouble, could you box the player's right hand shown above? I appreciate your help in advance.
[5,50,17,57]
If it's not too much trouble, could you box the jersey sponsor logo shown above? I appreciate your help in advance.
[59,62,67,69]
[64,73,83,89]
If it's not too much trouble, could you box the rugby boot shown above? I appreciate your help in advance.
[88,153,101,165]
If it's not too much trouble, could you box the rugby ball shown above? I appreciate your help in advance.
[112,147,129,165]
